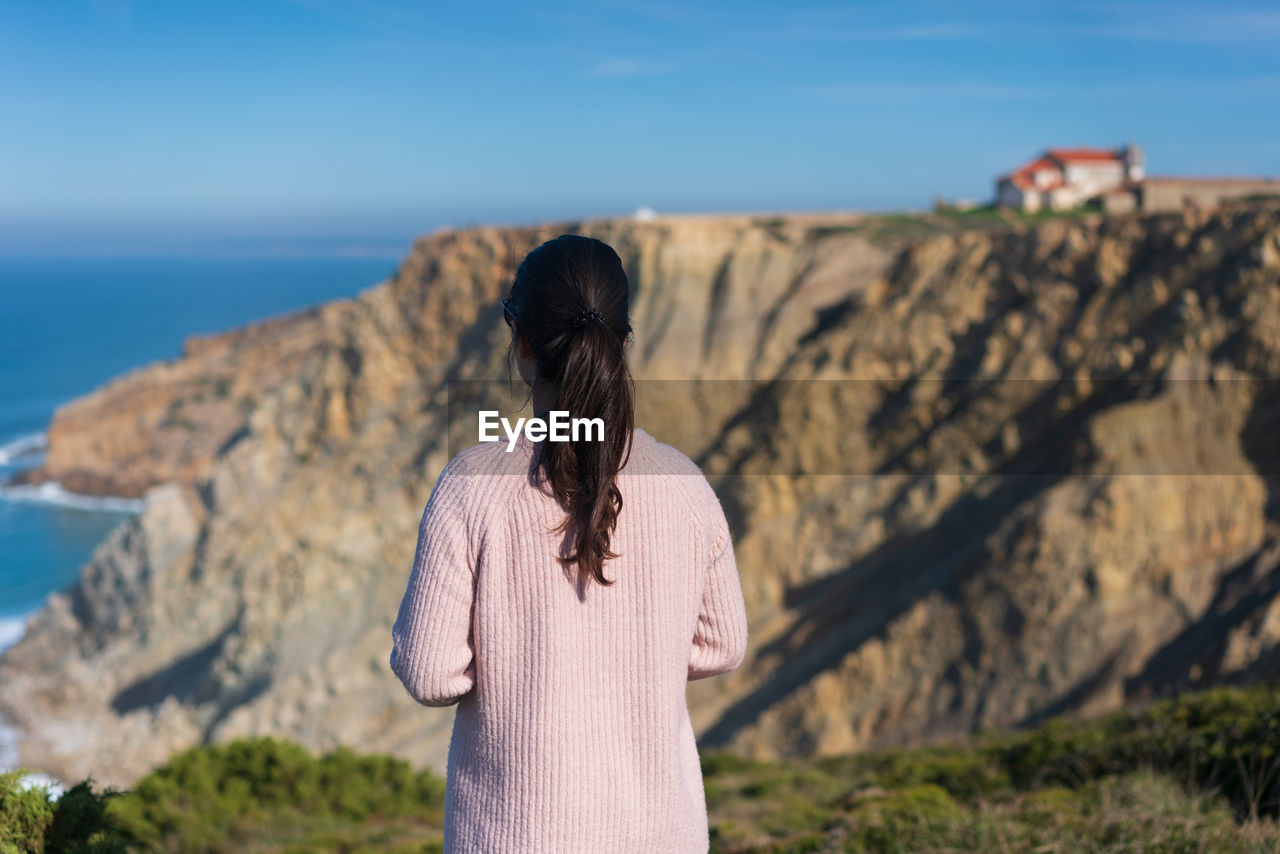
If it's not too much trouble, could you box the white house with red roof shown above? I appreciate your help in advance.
[996,145,1145,212]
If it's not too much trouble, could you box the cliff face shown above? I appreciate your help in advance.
[2,206,1279,787]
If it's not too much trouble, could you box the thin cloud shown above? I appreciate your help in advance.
[597,0,703,28]
[280,0,423,24]
[586,58,680,78]
[803,73,1280,103]
[975,2,1280,45]
[1084,12,1280,43]
[779,22,986,41]
[88,0,134,29]
[765,3,1280,46]
[803,81,1046,101]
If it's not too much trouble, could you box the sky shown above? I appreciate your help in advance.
[1,0,1278,256]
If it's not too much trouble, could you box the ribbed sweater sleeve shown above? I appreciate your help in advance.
[390,461,478,707]
[687,488,749,681]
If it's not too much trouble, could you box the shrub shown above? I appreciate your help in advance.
[991,683,1280,819]
[108,736,446,852]
[0,771,130,854]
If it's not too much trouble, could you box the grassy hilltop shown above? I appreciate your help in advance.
[5,679,1280,854]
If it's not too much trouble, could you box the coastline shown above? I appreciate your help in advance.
[0,610,33,780]
[0,432,47,467]
[0,478,147,513]
[0,429,142,793]
[0,612,30,655]
[1,598,68,798]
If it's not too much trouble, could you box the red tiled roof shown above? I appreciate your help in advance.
[1046,147,1123,164]
[1004,173,1067,192]
[1000,155,1062,188]
[999,147,1127,190]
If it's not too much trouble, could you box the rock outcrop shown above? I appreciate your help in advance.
[2,205,1279,787]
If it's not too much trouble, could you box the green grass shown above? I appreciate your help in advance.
[6,682,1280,852]
[701,681,1280,852]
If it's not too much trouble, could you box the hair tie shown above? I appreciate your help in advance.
[572,308,604,328]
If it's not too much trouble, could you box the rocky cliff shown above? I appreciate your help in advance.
[2,205,1279,787]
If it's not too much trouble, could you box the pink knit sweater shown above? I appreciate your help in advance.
[390,426,749,853]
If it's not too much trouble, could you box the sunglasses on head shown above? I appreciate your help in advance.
[500,298,516,329]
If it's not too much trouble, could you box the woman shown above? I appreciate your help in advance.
[390,233,749,853]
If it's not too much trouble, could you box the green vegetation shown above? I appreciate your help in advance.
[704,682,1280,852]
[111,737,446,853]
[3,739,446,854]
[5,683,1280,852]
[0,771,131,853]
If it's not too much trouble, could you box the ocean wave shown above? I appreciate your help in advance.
[0,611,25,774]
[0,612,33,782]
[0,715,64,798]
[0,481,145,513]
[0,613,29,656]
[0,717,19,777]
[0,431,47,465]
[0,610,65,794]
[11,771,65,799]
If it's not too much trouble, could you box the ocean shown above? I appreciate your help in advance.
[0,254,402,656]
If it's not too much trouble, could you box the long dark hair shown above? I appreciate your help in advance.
[506,234,635,587]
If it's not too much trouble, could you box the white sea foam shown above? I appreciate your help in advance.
[0,612,28,778]
[0,718,19,776]
[0,481,144,513]
[0,611,64,796]
[0,610,69,796]
[0,724,65,798]
[14,773,65,798]
[0,432,47,465]
[0,613,28,655]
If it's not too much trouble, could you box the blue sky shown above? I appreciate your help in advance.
[2,1,1278,255]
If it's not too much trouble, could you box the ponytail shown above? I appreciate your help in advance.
[506,235,636,587]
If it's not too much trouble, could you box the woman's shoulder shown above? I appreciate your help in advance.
[439,438,531,478]
[627,427,700,475]
[626,428,724,518]
[422,441,530,520]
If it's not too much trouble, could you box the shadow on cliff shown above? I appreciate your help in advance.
[110,613,272,739]
[1120,541,1280,701]
[695,368,1160,751]
[693,231,1211,750]
[110,628,230,714]
[1120,380,1280,698]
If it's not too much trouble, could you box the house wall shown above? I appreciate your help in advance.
[1047,186,1084,210]
[997,181,1036,210]
[1061,162,1125,198]
[1033,168,1059,189]
[1121,145,1145,182]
